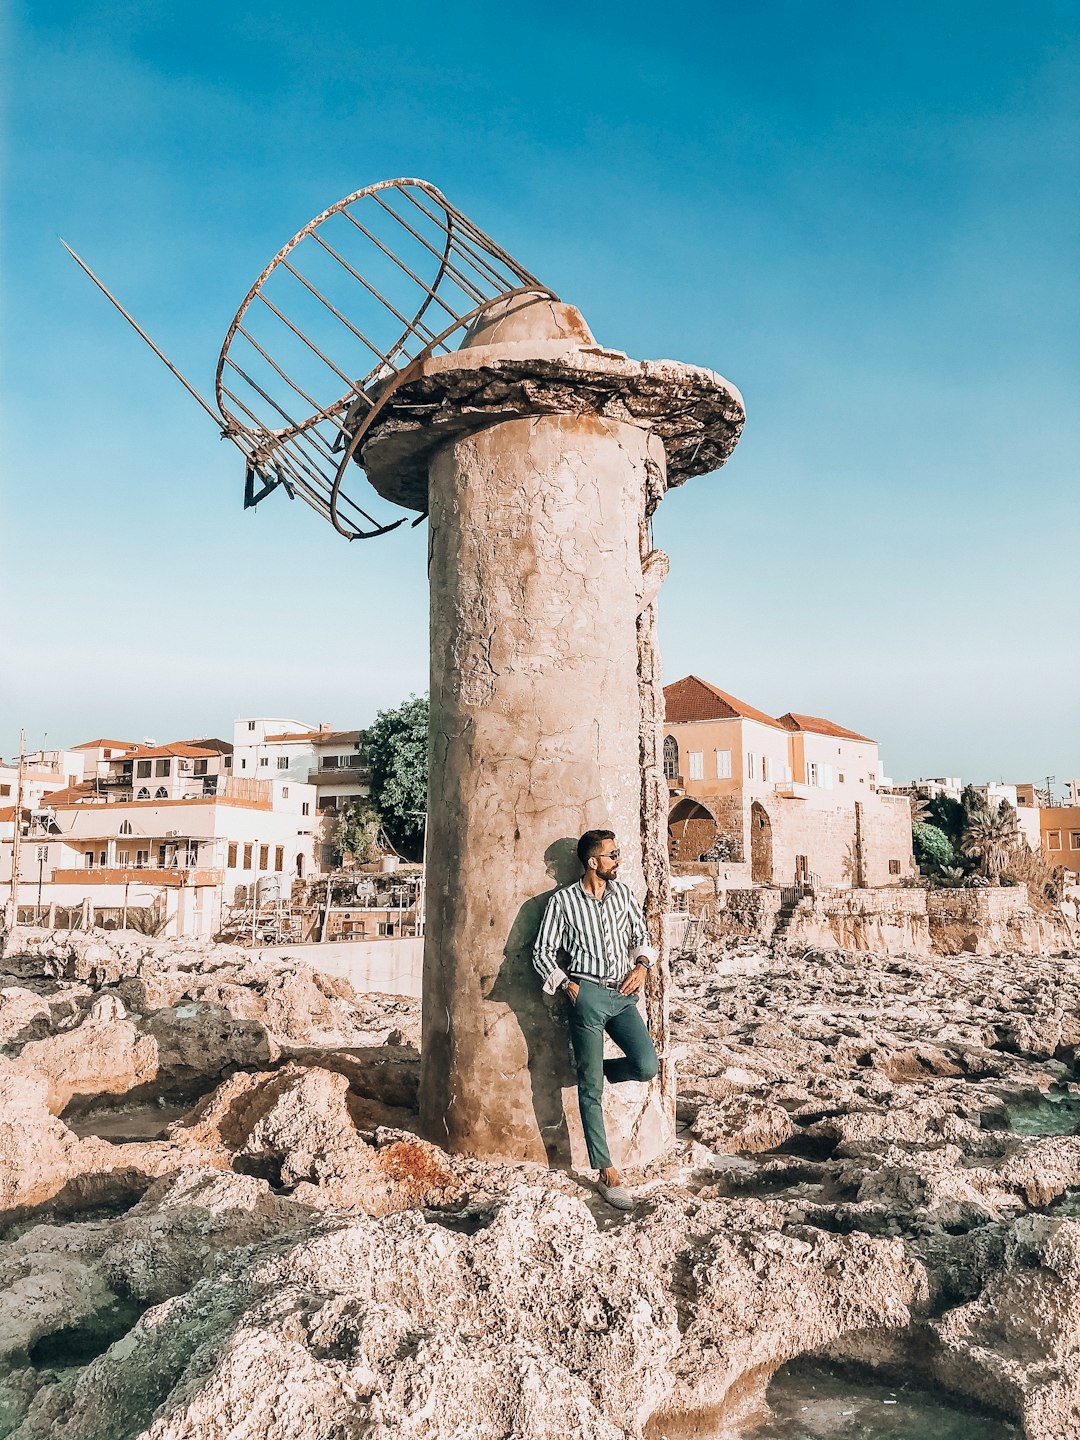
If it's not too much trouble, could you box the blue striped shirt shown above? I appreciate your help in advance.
[533,879,658,994]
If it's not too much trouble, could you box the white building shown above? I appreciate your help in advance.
[1,778,317,939]
[232,717,370,863]
[100,742,232,803]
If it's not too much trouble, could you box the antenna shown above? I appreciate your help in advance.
[64,179,558,541]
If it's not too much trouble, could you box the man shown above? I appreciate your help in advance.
[533,829,659,1209]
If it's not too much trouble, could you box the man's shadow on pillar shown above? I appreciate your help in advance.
[487,837,579,1168]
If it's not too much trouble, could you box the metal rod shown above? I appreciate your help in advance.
[59,240,225,431]
[278,256,396,365]
[309,230,442,348]
[340,206,478,314]
[233,322,352,439]
[368,193,492,305]
[252,290,357,390]
[398,189,519,293]
[220,380,388,533]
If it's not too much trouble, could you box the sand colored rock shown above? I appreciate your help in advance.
[2,931,1080,1437]
[933,1217,1080,1439]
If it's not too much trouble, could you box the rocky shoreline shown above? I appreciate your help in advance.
[1,929,1078,1438]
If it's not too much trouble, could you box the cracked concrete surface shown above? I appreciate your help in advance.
[371,296,744,1166]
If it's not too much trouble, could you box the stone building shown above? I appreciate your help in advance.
[1041,804,1080,877]
[663,675,913,888]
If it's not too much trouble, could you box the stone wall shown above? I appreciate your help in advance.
[764,794,913,888]
[926,886,1076,955]
[784,888,932,956]
[706,884,1078,957]
[674,791,913,888]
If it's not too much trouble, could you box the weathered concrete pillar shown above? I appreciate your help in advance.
[361,295,743,1165]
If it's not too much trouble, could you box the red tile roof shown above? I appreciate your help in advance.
[71,739,139,752]
[777,712,875,743]
[663,676,782,729]
[174,737,233,754]
[33,782,102,806]
[263,728,362,745]
[120,743,222,761]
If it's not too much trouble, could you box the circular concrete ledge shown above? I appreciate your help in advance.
[358,346,746,513]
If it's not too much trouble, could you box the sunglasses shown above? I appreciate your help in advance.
[596,849,620,861]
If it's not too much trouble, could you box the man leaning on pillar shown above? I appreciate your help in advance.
[532,829,659,1209]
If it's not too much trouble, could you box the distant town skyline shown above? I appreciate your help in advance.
[3,2,1077,783]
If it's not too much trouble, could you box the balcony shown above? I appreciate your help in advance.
[309,765,371,785]
[52,867,224,888]
[773,780,811,800]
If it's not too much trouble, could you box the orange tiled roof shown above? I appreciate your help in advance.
[263,728,362,745]
[777,712,875,743]
[120,742,222,760]
[663,676,782,729]
[36,782,100,806]
[71,738,139,752]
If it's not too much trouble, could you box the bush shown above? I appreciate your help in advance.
[913,823,955,874]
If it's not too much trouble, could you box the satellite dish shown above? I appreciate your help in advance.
[64,179,556,540]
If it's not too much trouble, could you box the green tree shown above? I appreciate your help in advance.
[926,794,964,847]
[961,801,1020,883]
[912,823,956,874]
[333,801,381,866]
[366,694,428,859]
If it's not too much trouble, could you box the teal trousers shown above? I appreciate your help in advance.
[567,980,659,1170]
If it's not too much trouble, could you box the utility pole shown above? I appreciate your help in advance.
[250,840,259,946]
[7,729,25,929]
[1045,775,1056,808]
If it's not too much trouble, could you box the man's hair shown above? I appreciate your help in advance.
[577,829,616,867]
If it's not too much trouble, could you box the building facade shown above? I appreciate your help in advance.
[1041,806,1080,878]
[663,675,914,888]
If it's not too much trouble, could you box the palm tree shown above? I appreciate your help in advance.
[909,793,932,827]
[961,802,1020,883]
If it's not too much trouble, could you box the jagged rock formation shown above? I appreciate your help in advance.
[0,929,1077,1438]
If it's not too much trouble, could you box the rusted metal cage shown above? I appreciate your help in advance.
[215,179,556,538]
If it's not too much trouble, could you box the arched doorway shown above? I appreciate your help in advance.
[750,802,773,883]
[668,797,718,863]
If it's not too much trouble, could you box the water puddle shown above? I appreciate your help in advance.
[63,1096,197,1143]
[645,1358,1021,1440]
[756,1358,1022,1438]
[984,1085,1080,1136]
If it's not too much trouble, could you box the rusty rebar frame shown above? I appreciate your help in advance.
[215,179,558,539]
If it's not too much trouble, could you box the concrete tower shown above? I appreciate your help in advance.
[360,293,744,1167]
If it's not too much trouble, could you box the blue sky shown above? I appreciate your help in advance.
[2,1,1077,784]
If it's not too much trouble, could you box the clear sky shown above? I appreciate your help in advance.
[2,1,1077,785]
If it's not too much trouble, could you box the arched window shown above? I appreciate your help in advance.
[155,787,168,799]
[663,735,679,781]
[136,787,150,800]
[119,820,132,835]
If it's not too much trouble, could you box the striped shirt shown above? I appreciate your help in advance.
[533,879,658,994]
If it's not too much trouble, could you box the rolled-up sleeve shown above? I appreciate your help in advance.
[533,893,570,993]
[626,892,659,967]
